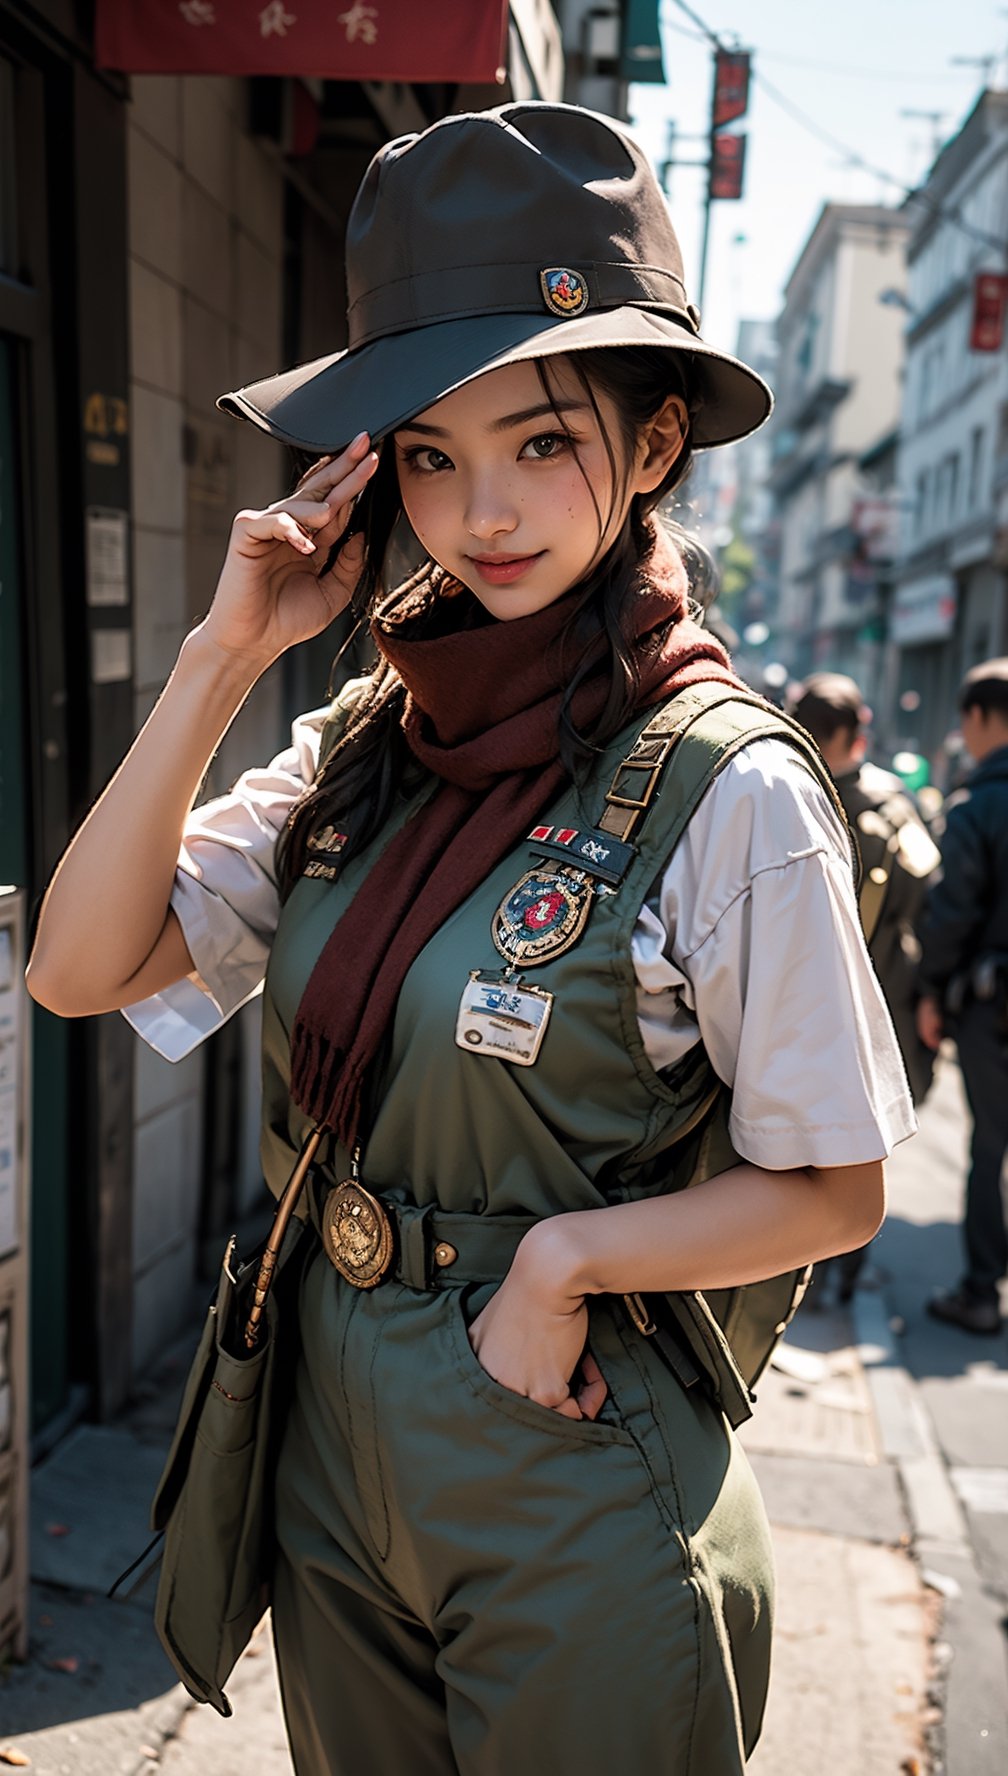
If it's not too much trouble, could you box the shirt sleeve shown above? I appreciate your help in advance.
[122,704,330,1061]
[631,738,917,1169]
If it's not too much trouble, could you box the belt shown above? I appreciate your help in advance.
[308,1170,537,1291]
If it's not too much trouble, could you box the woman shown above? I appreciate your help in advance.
[28,103,914,1772]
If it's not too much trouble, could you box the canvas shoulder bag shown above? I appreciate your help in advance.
[146,1128,322,1716]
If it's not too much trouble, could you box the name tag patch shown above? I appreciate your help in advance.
[527,823,635,887]
[455,972,554,1066]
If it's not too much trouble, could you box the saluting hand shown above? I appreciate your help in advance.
[198,432,380,673]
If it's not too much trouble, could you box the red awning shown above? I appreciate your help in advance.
[95,1,509,85]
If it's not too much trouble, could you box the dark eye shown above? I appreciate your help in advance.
[400,445,453,473]
[522,433,568,460]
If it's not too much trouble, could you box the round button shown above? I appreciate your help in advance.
[434,1241,458,1268]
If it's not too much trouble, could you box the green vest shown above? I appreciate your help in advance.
[259,684,852,1421]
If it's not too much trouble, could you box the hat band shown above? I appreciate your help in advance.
[347,261,695,350]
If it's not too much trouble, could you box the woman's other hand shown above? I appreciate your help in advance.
[199,433,380,672]
[467,1242,607,1421]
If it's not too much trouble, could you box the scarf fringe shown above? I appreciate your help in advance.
[290,1019,363,1150]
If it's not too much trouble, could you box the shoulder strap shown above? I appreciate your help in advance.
[595,682,859,889]
[593,685,857,1426]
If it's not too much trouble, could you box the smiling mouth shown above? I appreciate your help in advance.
[467,552,544,584]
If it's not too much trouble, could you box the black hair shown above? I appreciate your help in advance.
[959,658,1008,721]
[277,345,713,898]
[790,672,864,748]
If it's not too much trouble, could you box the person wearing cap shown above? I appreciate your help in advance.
[27,104,914,1771]
[917,659,1008,1336]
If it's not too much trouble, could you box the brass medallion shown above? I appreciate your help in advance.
[321,1180,395,1289]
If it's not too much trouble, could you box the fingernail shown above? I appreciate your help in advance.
[351,431,368,449]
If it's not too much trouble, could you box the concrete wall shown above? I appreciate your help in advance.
[894,106,1008,752]
[126,74,291,1372]
[834,228,907,457]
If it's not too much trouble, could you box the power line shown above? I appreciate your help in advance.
[662,15,991,82]
[755,68,1006,255]
[666,0,722,48]
[664,0,1008,259]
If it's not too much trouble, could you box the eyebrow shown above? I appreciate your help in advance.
[396,400,591,439]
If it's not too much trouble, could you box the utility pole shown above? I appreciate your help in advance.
[665,4,752,314]
[900,108,948,165]
[950,53,997,84]
[668,3,750,312]
[698,47,750,311]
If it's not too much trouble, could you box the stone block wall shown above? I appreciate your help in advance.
[126,74,290,1373]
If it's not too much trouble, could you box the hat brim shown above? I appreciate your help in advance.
[218,307,772,454]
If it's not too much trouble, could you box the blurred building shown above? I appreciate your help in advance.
[556,0,664,112]
[700,318,778,686]
[768,202,913,707]
[0,0,571,1477]
[892,90,1008,765]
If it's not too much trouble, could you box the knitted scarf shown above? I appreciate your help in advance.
[289,528,744,1146]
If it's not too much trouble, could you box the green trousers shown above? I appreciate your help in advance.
[271,1252,774,1774]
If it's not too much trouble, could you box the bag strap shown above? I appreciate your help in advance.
[242,1126,324,1350]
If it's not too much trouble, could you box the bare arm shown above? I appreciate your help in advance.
[469,1158,885,1419]
[27,636,269,1014]
[27,436,378,1017]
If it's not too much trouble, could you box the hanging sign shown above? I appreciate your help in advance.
[713,50,751,128]
[95,0,509,84]
[969,272,1008,352]
[710,132,746,201]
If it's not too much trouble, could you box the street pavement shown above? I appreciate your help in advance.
[1,1051,1005,1772]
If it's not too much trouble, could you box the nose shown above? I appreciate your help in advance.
[464,471,518,542]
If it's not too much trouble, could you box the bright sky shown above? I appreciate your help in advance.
[629,0,1006,354]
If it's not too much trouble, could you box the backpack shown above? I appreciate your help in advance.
[610,685,859,1427]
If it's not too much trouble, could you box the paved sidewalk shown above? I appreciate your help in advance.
[1,1291,937,1772]
[741,1302,934,1773]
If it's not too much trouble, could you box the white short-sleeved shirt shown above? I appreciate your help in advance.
[125,706,916,1170]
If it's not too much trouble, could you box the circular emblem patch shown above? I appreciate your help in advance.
[539,267,589,318]
[321,1180,394,1289]
[492,867,594,965]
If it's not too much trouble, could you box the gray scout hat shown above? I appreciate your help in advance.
[218,102,772,452]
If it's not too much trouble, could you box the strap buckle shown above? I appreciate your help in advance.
[600,732,679,841]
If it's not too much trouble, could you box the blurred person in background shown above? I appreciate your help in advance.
[792,672,941,1301]
[917,659,1008,1336]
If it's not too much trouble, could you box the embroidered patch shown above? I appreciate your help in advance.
[308,823,347,856]
[539,267,589,318]
[491,867,594,965]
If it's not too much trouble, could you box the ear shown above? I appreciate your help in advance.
[634,394,688,493]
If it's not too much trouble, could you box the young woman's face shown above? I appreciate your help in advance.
[392,358,682,621]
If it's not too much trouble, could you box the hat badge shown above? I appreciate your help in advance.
[539,267,588,318]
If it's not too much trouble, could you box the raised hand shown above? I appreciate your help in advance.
[199,432,380,672]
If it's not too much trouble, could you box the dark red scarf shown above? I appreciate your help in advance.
[289,529,744,1146]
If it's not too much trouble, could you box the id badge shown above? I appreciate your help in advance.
[455,971,554,1067]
